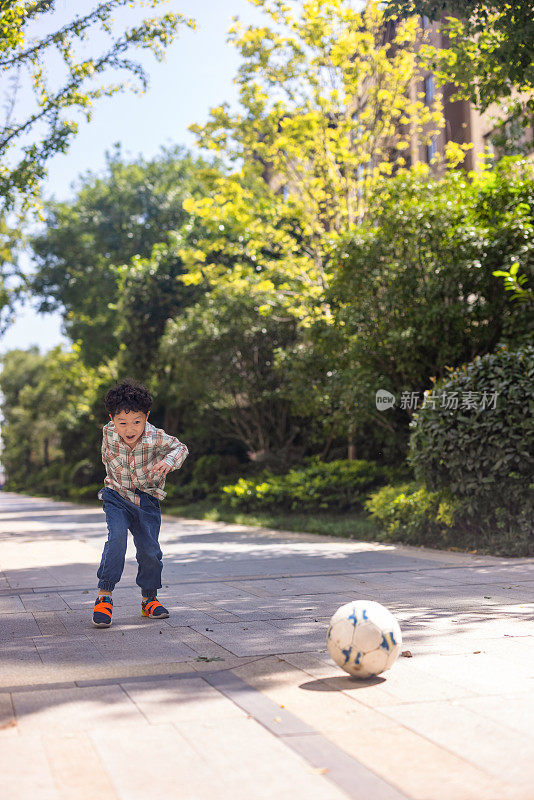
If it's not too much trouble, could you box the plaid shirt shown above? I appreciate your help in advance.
[100,420,189,507]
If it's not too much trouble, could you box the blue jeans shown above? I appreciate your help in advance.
[97,486,163,596]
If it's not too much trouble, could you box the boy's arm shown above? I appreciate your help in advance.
[157,429,189,472]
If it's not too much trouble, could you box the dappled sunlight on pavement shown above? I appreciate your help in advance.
[1,491,533,800]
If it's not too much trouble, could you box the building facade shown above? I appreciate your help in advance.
[393,14,533,172]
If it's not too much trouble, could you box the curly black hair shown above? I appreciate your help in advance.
[104,378,153,417]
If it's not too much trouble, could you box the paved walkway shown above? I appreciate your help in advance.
[0,491,533,800]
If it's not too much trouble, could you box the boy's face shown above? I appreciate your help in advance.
[111,409,150,447]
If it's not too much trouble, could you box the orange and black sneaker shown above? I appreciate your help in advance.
[141,596,169,619]
[92,594,113,627]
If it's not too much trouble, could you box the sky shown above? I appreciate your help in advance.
[0,0,266,356]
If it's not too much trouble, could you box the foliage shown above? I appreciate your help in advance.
[0,214,23,334]
[163,453,245,502]
[0,343,113,490]
[114,242,202,381]
[0,0,194,214]
[191,453,241,487]
[180,0,449,328]
[327,156,534,447]
[220,456,397,512]
[28,146,215,365]
[493,261,534,307]
[159,288,303,466]
[364,480,463,545]
[365,479,534,556]
[385,1,534,122]
[408,343,534,516]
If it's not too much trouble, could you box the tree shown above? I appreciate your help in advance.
[158,289,302,467]
[326,155,534,457]
[114,242,203,381]
[28,146,215,365]
[0,214,21,334]
[0,0,194,214]
[385,1,534,121]
[0,343,116,490]
[0,1,194,343]
[180,0,457,329]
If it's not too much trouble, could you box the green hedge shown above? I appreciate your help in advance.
[67,483,102,502]
[364,481,463,547]
[408,344,534,512]
[220,457,405,512]
[365,481,534,556]
[367,344,534,555]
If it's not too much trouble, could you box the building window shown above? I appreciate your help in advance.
[427,137,438,162]
[422,15,430,29]
[424,75,435,105]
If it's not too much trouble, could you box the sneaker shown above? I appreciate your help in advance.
[92,594,113,627]
[141,596,169,618]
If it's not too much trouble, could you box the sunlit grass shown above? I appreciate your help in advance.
[164,499,381,541]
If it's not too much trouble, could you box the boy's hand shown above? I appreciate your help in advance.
[150,459,173,480]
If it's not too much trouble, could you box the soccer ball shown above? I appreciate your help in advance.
[326,600,402,678]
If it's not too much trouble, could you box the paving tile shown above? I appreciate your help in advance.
[120,676,249,724]
[32,611,70,637]
[88,722,233,799]
[11,684,149,733]
[0,611,42,639]
[279,644,479,702]
[229,656,522,800]
[0,732,60,798]
[21,592,70,612]
[2,568,61,588]
[379,699,534,789]
[459,693,534,737]
[165,624,250,660]
[404,651,534,694]
[84,627,199,664]
[427,565,534,584]
[214,591,359,621]
[175,715,351,800]
[230,655,395,732]
[0,594,25,613]
[149,605,221,627]
[336,571,456,589]
[41,731,120,799]
[33,634,103,665]
[228,575,361,597]
[0,638,44,686]
[185,600,245,621]
[189,619,327,657]
[322,722,521,800]
[0,693,15,733]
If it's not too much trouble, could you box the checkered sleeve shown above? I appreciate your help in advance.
[157,429,189,471]
[101,427,124,476]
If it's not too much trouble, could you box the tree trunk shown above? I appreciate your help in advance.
[320,430,334,462]
[347,421,356,460]
[43,437,49,467]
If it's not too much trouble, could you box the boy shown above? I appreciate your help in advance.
[92,378,189,628]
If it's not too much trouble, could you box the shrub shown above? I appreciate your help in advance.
[390,344,534,554]
[408,344,534,515]
[68,483,102,502]
[365,481,464,547]
[192,453,241,486]
[365,481,534,556]
[71,458,96,487]
[220,457,394,512]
